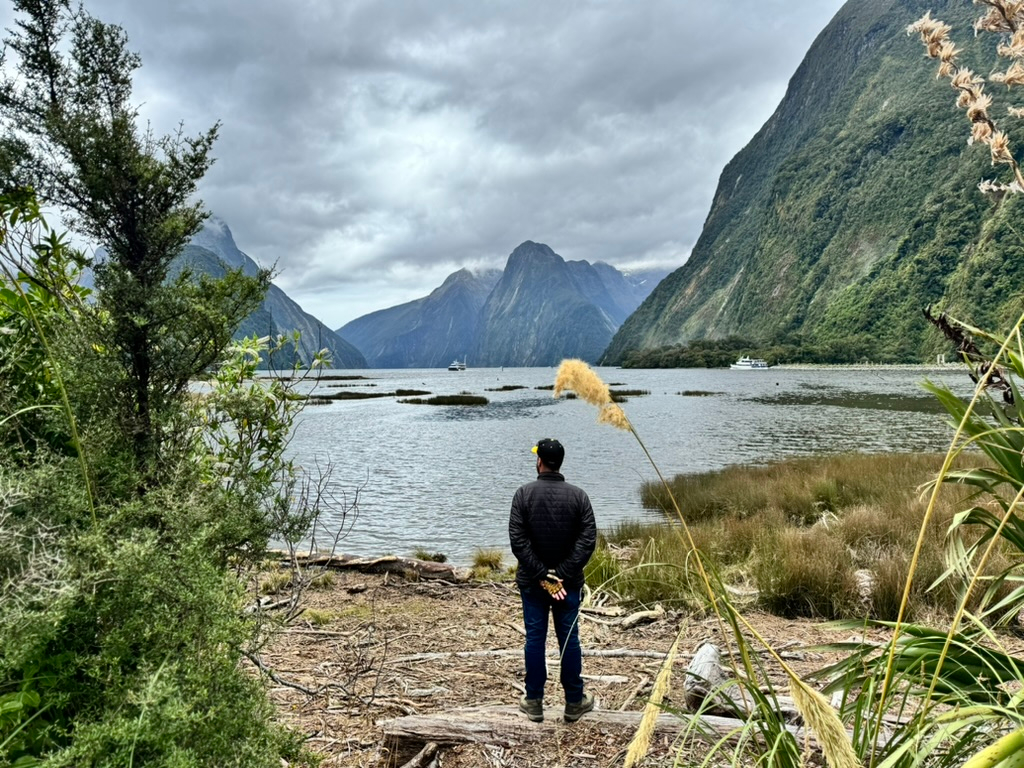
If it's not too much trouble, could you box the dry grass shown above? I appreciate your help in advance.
[595,453,986,619]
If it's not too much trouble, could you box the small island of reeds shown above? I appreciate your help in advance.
[399,394,489,405]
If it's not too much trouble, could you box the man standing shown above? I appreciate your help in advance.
[509,438,597,723]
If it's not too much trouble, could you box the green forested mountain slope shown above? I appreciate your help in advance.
[603,0,1023,364]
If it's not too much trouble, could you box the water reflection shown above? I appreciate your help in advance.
[286,365,973,565]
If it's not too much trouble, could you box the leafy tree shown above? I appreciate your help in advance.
[0,1,335,764]
[0,0,270,481]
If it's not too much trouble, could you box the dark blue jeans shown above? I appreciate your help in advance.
[520,583,584,704]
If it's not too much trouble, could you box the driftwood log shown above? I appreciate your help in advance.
[269,551,469,582]
[379,704,825,766]
[682,642,800,721]
[386,647,672,665]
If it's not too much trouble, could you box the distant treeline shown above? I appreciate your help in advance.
[619,333,908,368]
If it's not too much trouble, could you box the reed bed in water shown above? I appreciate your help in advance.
[588,453,979,620]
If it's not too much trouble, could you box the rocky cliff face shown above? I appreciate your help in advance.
[604,0,1016,364]
[473,242,619,366]
[339,242,666,367]
[180,219,366,368]
[338,268,500,368]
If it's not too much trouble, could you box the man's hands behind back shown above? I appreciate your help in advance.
[540,572,567,600]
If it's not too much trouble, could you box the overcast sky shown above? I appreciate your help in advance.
[6,0,848,328]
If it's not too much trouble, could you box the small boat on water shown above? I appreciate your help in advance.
[730,355,769,370]
[447,359,467,371]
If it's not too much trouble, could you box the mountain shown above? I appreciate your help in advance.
[338,268,501,368]
[473,242,635,367]
[603,0,1018,364]
[339,242,666,367]
[175,218,366,368]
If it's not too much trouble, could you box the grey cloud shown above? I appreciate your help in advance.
[1,0,847,326]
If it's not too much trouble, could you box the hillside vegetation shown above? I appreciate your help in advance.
[604,0,1022,364]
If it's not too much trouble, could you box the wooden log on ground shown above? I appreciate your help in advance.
[379,704,889,765]
[269,551,469,582]
[380,704,830,765]
[386,647,673,665]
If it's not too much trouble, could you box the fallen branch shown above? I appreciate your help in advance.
[618,675,650,711]
[387,647,673,665]
[620,603,665,629]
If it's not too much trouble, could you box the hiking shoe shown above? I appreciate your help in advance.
[564,691,595,722]
[518,696,543,722]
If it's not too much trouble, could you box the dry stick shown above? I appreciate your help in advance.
[619,675,651,712]
[869,311,1024,768]
[398,742,439,768]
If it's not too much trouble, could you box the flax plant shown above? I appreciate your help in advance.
[553,359,859,768]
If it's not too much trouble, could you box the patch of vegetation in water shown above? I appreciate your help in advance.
[486,384,527,391]
[534,384,554,391]
[399,394,489,406]
[610,388,650,402]
[303,396,334,406]
[750,391,946,414]
[395,389,431,396]
[678,390,721,397]
[322,390,393,400]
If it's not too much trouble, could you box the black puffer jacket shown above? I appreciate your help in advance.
[509,472,597,590]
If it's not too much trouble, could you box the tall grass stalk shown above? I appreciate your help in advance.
[623,631,680,768]
[554,359,859,768]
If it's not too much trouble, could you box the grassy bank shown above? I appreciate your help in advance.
[586,452,990,621]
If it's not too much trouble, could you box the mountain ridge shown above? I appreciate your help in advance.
[603,0,1008,364]
[340,241,666,367]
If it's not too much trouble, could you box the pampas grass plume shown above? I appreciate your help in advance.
[623,632,680,768]
[553,359,611,406]
[789,680,860,768]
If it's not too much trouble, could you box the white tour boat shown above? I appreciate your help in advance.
[730,355,769,370]
[447,359,467,371]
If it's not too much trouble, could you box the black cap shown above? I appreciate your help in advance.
[532,438,564,470]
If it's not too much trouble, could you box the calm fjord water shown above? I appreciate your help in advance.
[286,366,971,566]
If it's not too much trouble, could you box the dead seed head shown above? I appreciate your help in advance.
[990,130,1014,163]
[623,634,679,768]
[975,2,1024,35]
[951,69,985,91]
[909,13,953,59]
[973,120,995,144]
[991,60,1024,86]
[938,39,961,64]
[967,93,993,122]
[1009,106,1024,117]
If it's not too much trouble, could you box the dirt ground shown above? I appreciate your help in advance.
[260,569,874,767]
